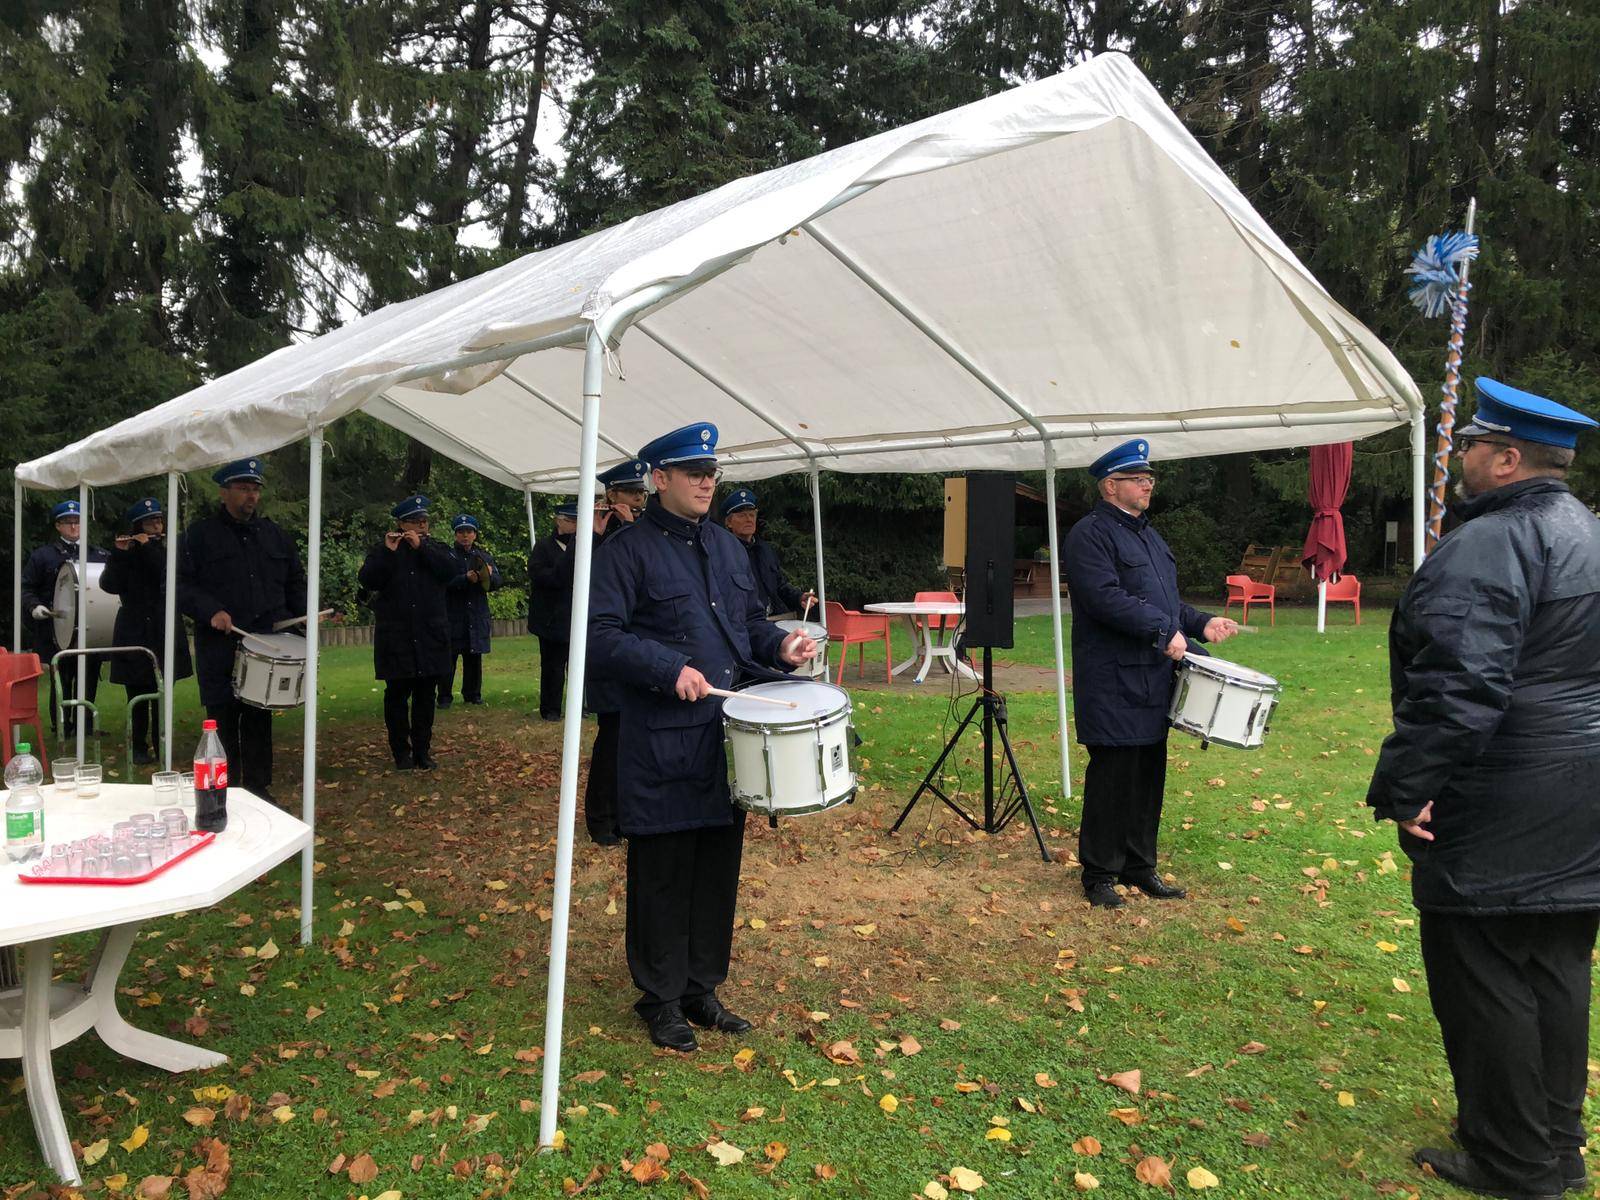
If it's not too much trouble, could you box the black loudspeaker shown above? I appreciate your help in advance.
[962,472,1015,649]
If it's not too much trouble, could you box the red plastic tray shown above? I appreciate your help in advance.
[19,830,217,885]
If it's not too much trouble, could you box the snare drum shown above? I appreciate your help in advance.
[723,680,856,823]
[53,561,121,650]
[1168,654,1281,750]
[774,619,829,680]
[232,632,308,710]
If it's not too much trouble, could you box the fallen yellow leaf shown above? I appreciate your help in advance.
[879,1093,899,1113]
[1187,1165,1220,1189]
[1393,977,1412,993]
[853,923,877,937]
[748,917,767,929]
[1376,941,1399,953]
[271,1105,295,1123]
[256,938,280,961]
[120,1124,149,1152]
[949,1165,985,1192]
[82,1138,110,1165]
[1074,1172,1100,1191]
[984,1127,1011,1142]
[707,1140,745,1166]
[1337,1091,1356,1107]
[925,1183,949,1200]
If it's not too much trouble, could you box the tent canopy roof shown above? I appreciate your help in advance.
[17,52,1419,494]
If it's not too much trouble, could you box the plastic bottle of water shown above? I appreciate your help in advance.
[5,742,46,863]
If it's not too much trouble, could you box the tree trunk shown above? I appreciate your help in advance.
[501,3,558,248]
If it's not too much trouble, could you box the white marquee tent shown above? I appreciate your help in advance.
[12,52,1425,1147]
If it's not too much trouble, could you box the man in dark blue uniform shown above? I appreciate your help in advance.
[528,501,602,721]
[589,424,817,1051]
[720,488,816,617]
[21,499,109,737]
[178,459,306,800]
[438,513,502,708]
[1367,380,1600,1200]
[359,494,456,770]
[1064,439,1237,909]
[101,498,192,764]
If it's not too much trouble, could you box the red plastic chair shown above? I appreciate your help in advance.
[1223,574,1276,625]
[0,652,51,771]
[1322,574,1361,624]
[824,601,893,684]
[913,590,961,634]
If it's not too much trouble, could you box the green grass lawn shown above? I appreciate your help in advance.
[2,608,1583,1198]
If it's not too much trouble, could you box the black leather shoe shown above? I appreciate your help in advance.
[394,753,414,770]
[1085,883,1125,909]
[414,752,438,771]
[1448,1133,1586,1193]
[1121,872,1187,899]
[646,1005,698,1052]
[682,994,753,1034]
[588,828,622,847]
[436,696,453,709]
[463,697,484,705]
[1414,1148,1562,1199]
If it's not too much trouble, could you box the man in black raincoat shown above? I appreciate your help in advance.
[21,499,109,737]
[1367,377,1600,1200]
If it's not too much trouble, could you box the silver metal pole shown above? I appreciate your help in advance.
[162,472,178,770]
[12,477,22,653]
[1043,460,1072,799]
[524,485,538,552]
[538,328,606,1148]
[76,482,88,763]
[1411,408,1427,567]
[808,469,827,614]
[299,430,324,946]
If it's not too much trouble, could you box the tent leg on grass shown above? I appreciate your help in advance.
[162,472,178,770]
[1043,459,1071,800]
[76,482,87,765]
[12,477,21,653]
[809,468,828,614]
[299,429,324,947]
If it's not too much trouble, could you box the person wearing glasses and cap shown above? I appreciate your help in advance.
[597,457,650,536]
[359,494,458,770]
[21,498,110,738]
[587,422,818,1052]
[1365,378,1600,1200]
[719,488,816,618]
[178,459,306,800]
[1063,439,1238,910]
[100,498,193,764]
[437,513,503,708]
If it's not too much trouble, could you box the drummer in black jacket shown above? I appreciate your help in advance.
[1063,439,1236,909]
[100,498,193,764]
[21,498,109,737]
[720,488,815,617]
[588,422,817,1052]
[178,458,306,800]
[1367,379,1600,1200]
[359,494,456,770]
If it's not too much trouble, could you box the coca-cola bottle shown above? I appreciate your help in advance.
[194,719,229,833]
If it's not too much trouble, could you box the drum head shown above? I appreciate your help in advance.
[52,564,78,649]
[722,680,848,723]
[774,619,828,640]
[1189,655,1277,687]
[245,632,308,660]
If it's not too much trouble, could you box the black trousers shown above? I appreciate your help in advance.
[537,637,568,718]
[1421,910,1598,1191]
[584,710,621,842]
[626,818,745,1017]
[1078,740,1168,890]
[383,678,436,761]
[49,656,101,735]
[126,684,161,755]
[205,700,273,795]
[439,651,483,704]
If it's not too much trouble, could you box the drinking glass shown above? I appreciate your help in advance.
[52,759,78,794]
[75,763,102,798]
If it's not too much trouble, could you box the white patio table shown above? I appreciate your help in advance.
[862,601,979,684]
[1,784,311,1185]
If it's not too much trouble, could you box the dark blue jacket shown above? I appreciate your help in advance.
[736,535,804,616]
[443,542,502,654]
[1064,501,1213,746]
[358,537,457,681]
[100,538,193,686]
[588,497,789,834]
[21,537,110,657]
[178,509,306,706]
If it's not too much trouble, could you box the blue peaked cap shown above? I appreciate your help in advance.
[51,500,81,521]
[213,457,265,485]
[554,502,580,519]
[721,488,757,517]
[638,422,717,468]
[451,513,478,532]
[1087,439,1154,479]
[124,497,162,528]
[599,459,650,489]
[391,494,429,520]
[1460,378,1598,450]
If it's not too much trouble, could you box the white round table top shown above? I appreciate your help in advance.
[864,601,965,615]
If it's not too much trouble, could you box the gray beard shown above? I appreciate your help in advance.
[1453,478,1477,502]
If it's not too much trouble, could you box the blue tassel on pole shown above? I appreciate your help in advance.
[1406,231,1480,318]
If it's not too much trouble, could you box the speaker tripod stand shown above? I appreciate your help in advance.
[890,647,1051,863]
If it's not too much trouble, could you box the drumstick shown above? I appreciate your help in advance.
[273,609,333,632]
[230,628,280,653]
[705,686,797,709]
[801,594,815,624]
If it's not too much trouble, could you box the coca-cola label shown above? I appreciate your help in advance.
[214,760,228,788]
[194,760,209,789]
[194,760,227,789]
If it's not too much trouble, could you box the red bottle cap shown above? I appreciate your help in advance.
[203,719,217,730]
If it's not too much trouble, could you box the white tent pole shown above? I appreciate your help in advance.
[12,477,21,654]
[1043,458,1072,799]
[76,482,88,763]
[538,326,606,1149]
[808,468,827,613]
[1410,407,1427,566]
[299,429,324,946]
[163,472,178,770]
[524,485,538,550]
[1317,580,1327,634]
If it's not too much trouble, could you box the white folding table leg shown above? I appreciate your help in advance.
[889,615,919,677]
[914,620,937,684]
[21,939,79,1186]
[91,923,227,1071]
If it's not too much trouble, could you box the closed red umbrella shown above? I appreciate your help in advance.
[1301,441,1352,584]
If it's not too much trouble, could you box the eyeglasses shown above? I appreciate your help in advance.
[1109,474,1156,487]
[676,467,724,484]
[1455,435,1514,456]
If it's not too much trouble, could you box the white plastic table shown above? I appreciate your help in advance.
[0,784,311,1185]
[863,601,979,684]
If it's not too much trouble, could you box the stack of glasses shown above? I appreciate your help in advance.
[26,808,193,880]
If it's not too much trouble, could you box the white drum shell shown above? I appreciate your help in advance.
[1168,656,1280,750]
[232,634,308,710]
[774,619,830,680]
[724,681,855,818]
[53,562,121,650]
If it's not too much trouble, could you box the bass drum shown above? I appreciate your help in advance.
[53,561,121,650]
